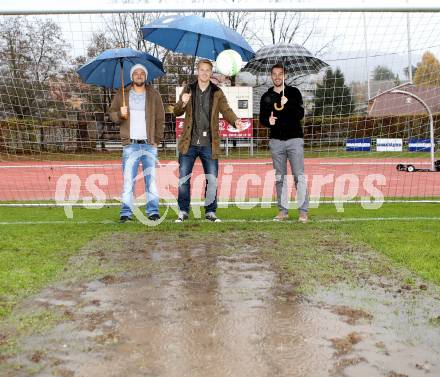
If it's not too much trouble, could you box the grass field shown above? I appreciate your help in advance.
[0,203,439,320]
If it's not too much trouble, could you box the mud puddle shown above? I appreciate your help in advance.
[1,232,440,377]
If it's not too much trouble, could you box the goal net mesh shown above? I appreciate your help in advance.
[0,8,439,204]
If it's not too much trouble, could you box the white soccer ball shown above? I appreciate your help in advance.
[215,49,243,76]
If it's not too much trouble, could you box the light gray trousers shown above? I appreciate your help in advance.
[269,138,309,213]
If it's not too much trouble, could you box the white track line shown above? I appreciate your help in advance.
[0,164,122,169]
[0,161,273,169]
[0,217,438,225]
[318,161,432,165]
[1,200,440,207]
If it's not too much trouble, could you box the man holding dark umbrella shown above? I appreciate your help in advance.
[109,64,165,223]
[259,63,309,223]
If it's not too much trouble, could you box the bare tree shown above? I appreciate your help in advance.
[66,32,116,116]
[269,12,304,44]
[105,12,161,53]
[0,16,68,117]
[267,11,332,51]
[243,12,334,57]
[87,32,114,58]
[215,9,251,40]
[27,19,67,82]
[0,17,31,81]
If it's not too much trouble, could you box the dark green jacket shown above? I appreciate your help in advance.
[174,81,238,159]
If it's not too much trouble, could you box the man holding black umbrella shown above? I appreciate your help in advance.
[174,59,243,223]
[109,64,165,223]
[259,63,309,223]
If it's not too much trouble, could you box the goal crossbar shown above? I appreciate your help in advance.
[2,2,440,16]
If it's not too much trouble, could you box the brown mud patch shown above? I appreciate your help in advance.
[0,231,439,377]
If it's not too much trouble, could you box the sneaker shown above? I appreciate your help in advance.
[298,212,308,223]
[273,211,289,222]
[148,213,160,221]
[205,212,221,222]
[175,211,189,223]
[119,215,132,223]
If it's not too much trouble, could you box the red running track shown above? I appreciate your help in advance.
[0,158,439,202]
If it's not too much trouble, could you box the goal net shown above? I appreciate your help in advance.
[0,3,439,206]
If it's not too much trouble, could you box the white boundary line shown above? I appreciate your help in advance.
[0,217,438,225]
[318,161,432,165]
[0,164,122,169]
[0,161,273,169]
[1,199,440,207]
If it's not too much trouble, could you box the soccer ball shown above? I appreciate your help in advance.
[215,49,243,76]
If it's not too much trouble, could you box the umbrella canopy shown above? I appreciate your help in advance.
[242,43,328,77]
[140,15,254,61]
[77,48,165,89]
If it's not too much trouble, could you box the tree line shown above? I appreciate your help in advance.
[1,15,440,120]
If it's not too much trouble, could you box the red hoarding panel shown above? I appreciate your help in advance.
[176,118,253,138]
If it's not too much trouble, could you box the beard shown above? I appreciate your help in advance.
[133,80,145,87]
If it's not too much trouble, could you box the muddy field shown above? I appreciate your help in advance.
[1,231,440,377]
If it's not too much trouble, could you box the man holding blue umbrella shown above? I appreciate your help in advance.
[109,64,165,223]
[174,59,243,223]
[141,15,253,222]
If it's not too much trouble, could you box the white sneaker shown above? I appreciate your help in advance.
[273,211,289,222]
[205,212,221,222]
[175,211,189,223]
[298,212,308,223]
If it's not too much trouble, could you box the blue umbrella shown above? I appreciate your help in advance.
[140,15,254,61]
[77,48,165,106]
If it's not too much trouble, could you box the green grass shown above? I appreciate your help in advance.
[338,220,440,283]
[0,223,112,318]
[0,203,439,320]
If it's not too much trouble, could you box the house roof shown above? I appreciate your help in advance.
[368,83,440,116]
[368,80,397,101]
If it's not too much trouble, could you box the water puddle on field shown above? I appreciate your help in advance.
[2,233,440,377]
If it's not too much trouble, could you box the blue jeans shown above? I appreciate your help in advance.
[120,143,159,217]
[178,145,218,214]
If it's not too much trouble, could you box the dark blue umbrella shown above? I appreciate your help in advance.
[140,15,254,61]
[77,48,165,106]
[77,48,165,89]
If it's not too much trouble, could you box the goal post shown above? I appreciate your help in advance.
[0,2,439,206]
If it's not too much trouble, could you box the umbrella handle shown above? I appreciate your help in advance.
[121,61,126,107]
[274,103,284,111]
[120,61,128,119]
[274,75,285,111]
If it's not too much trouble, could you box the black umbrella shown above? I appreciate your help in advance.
[242,43,329,110]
